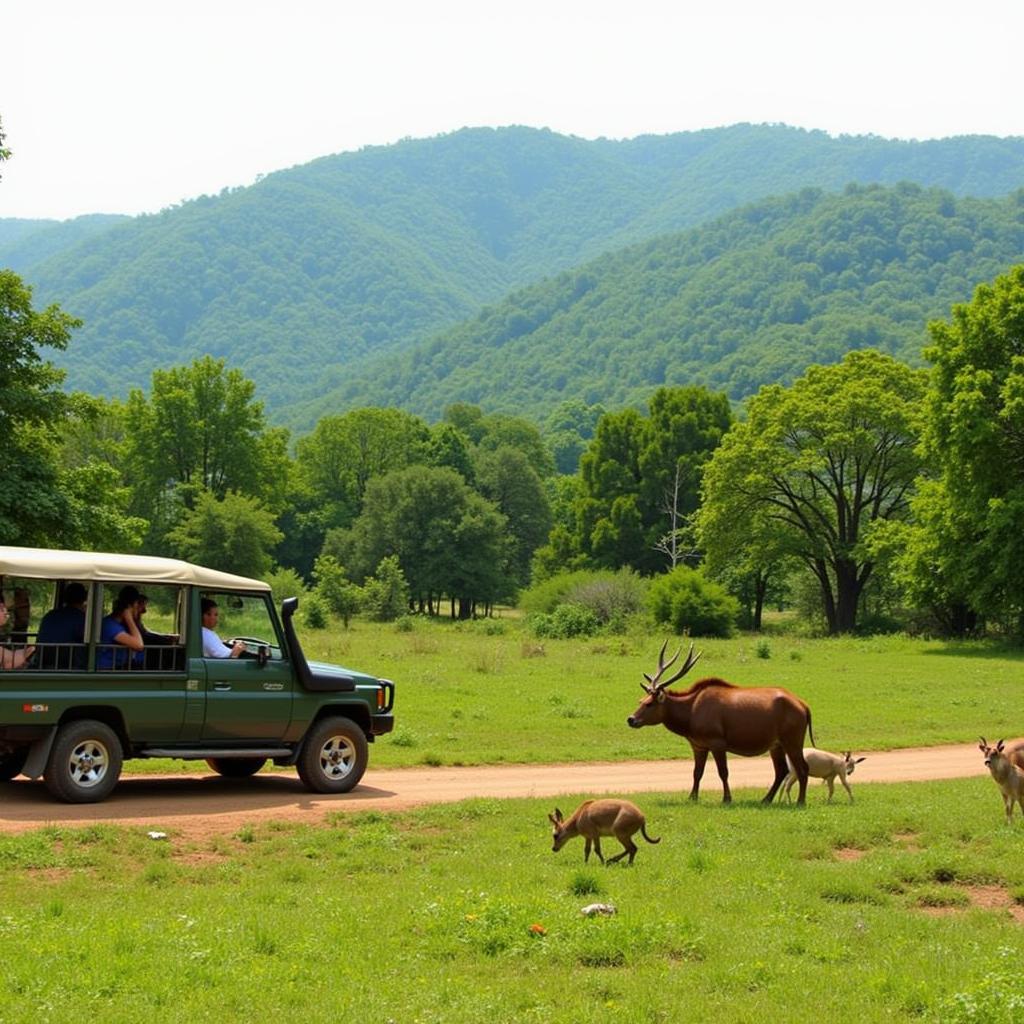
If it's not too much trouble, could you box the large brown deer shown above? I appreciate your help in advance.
[626,642,815,804]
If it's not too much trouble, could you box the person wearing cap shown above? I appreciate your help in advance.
[201,598,247,658]
[37,581,88,668]
[97,585,146,670]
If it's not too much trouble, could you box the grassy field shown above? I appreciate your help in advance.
[308,621,1022,767]
[2,778,1024,1022]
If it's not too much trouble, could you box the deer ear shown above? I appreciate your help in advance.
[656,689,667,703]
[554,808,563,822]
[979,737,988,751]
[855,757,866,764]
[998,740,1006,752]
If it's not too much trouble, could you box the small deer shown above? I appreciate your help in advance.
[979,737,1024,824]
[548,799,661,865]
[782,748,866,803]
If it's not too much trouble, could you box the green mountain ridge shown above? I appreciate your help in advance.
[306,183,1024,423]
[3,124,1023,416]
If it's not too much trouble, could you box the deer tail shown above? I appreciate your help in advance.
[641,825,661,845]
[807,707,816,749]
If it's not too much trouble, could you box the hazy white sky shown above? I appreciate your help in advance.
[1,0,1020,221]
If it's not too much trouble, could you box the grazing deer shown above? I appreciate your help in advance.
[979,737,1024,823]
[627,641,815,804]
[548,799,661,865]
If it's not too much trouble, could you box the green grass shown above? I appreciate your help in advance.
[2,778,1024,1021]
[126,621,1024,775]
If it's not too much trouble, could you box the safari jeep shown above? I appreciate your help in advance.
[0,546,395,803]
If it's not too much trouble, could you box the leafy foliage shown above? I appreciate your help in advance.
[647,565,740,638]
[699,350,927,633]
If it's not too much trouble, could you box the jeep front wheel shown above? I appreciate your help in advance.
[205,757,267,778]
[296,718,368,794]
[43,720,123,803]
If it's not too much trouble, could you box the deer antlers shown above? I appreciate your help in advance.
[642,640,702,694]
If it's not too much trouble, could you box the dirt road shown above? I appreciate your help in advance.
[0,743,987,841]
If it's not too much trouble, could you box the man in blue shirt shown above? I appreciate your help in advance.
[36,582,88,669]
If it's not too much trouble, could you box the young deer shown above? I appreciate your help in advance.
[782,748,866,803]
[548,799,661,865]
[979,738,1024,824]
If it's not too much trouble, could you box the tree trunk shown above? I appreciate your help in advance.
[834,559,863,634]
[752,572,767,632]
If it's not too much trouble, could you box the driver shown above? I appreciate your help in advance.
[201,598,247,659]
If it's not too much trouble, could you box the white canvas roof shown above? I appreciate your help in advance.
[0,546,270,592]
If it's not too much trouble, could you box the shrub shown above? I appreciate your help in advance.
[302,591,329,630]
[264,565,307,601]
[648,566,739,638]
[361,556,410,622]
[529,603,601,639]
[519,570,599,615]
[565,569,647,624]
[312,555,361,627]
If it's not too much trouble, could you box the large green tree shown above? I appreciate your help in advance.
[570,387,733,574]
[700,350,926,633]
[124,356,290,550]
[342,465,510,617]
[166,490,283,578]
[0,270,78,544]
[917,265,1024,631]
[295,407,429,529]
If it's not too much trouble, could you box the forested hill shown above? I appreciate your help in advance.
[300,184,1024,423]
[7,124,1024,413]
[0,214,129,275]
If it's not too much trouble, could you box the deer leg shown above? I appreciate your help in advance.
[584,838,592,863]
[593,837,605,864]
[607,835,636,865]
[841,775,854,803]
[711,748,731,803]
[763,746,790,803]
[826,777,835,803]
[690,747,709,801]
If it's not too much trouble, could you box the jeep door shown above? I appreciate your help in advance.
[198,592,294,741]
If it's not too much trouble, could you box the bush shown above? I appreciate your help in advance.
[361,555,410,622]
[302,591,329,630]
[519,569,646,636]
[528,603,601,639]
[264,565,307,601]
[519,570,600,615]
[312,555,361,627]
[648,566,739,638]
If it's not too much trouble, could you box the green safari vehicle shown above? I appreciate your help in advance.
[0,546,395,803]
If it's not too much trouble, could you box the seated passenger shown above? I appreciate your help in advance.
[0,594,35,669]
[201,598,247,659]
[136,593,181,669]
[36,582,88,669]
[97,586,145,670]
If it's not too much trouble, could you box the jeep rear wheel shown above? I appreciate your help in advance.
[43,720,123,803]
[205,757,267,778]
[0,748,28,781]
[296,718,368,794]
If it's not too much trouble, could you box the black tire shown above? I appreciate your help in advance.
[205,757,267,778]
[0,748,28,781]
[43,720,123,803]
[296,717,368,794]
